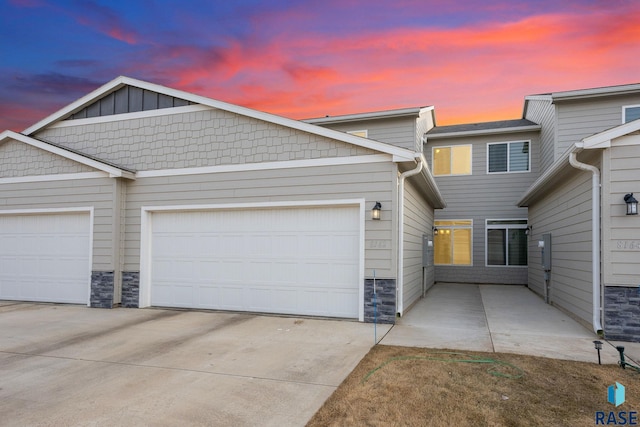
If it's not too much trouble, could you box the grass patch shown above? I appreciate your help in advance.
[307,345,640,427]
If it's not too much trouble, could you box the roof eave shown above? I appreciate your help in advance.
[427,124,541,140]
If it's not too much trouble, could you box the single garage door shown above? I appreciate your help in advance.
[0,212,91,304]
[150,206,361,318]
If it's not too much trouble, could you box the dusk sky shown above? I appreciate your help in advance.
[1,0,639,132]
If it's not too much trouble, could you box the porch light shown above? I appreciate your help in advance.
[593,340,603,365]
[432,226,439,235]
[624,193,638,215]
[372,202,381,220]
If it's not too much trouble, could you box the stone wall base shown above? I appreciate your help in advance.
[121,271,140,308]
[90,271,114,308]
[604,286,640,342]
[364,278,396,324]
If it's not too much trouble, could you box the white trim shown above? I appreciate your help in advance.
[0,130,135,179]
[484,218,528,268]
[486,140,531,174]
[22,76,418,160]
[136,154,391,178]
[427,125,540,139]
[139,199,366,321]
[0,206,94,307]
[48,105,212,129]
[431,144,473,177]
[304,106,428,124]
[580,118,640,149]
[0,171,108,185]
[622,104,640,124]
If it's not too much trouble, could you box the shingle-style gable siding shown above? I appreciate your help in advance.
[0,138,94,177]
[36,108,377,171]
[524,98,556,172]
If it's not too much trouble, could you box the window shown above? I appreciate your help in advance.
[623,105,640,123]
[347,130,368,138]
[486,220,528,266]
[434,220,472,265]
[432,145,472,176]
[487,141,529,173]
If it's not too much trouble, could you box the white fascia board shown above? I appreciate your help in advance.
[22,75,416,160]
[304,106,427,124]
[551,83,640,102]
[581,118,640,149]
[427,124,541,140]
[517,145,574,206]
[0,130,134,179]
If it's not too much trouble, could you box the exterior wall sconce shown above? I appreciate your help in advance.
[525,225,533,235]
[624,193,638,215]
[372,202,381,220]
[432,226,439,235]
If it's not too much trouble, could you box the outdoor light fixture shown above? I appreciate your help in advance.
[593,340,603,365]
[624,193,638,215]
[432,226,439,235]
[525,225,533,235]
[372,202,381,220]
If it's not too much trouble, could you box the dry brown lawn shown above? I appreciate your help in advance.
[307,345,640,427]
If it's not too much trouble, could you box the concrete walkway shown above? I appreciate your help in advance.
[380,283,640,365]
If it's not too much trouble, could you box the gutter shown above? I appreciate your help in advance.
[396,157,424,316]
[568,148,603,334]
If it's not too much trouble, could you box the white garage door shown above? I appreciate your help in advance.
[150,206,361,318]
[0,212,91,304]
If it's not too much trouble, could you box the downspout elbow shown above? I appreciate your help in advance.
[569,149,603,334]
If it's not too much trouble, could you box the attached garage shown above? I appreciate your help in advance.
[0,210,92,304]
[141,203,364,319]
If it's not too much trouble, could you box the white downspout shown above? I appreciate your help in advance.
[569,149,603,333]
[397,157,424,316]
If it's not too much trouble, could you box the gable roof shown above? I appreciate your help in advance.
[426,119,540,139]
[579,118,640,149]
[23,76,418,162]
[0,130,135,179]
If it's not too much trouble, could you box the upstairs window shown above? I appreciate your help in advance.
[488,141,529,173]
[432,145,472,176]
[347,130,368,138]
[623,105,640,123]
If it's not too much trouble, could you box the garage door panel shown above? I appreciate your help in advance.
[150,206,361,318]
[0,212,90,304]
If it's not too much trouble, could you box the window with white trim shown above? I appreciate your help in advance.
[487,141,529,173]
[623,105,640,123]
[434,220,472,265]
[486,220,528,266]
[432,145,472,176]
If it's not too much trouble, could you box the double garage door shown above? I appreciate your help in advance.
[149,205,361,318]
[0,212,91,304]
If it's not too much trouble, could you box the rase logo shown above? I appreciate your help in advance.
[595,382,637,425]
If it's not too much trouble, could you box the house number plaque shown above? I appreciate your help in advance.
[616,241,640,250]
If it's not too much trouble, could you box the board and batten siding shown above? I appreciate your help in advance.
[0,138,94,177]
[402,178,434,311]
[0,176,117,272]
[555,94,640,159]
[124,161,398,279]
[524,98,556,173]
[426,131,539,284]
[35,108,375,172]
[527,165,596,327]
[602,143,640,286]
[317,116,417,151]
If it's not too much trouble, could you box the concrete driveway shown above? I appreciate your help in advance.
[0,302,389,426]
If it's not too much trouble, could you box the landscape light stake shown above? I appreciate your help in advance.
[593,340,602,365]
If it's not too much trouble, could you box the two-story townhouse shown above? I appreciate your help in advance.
[518,83,640,341]
[424,120,541,285]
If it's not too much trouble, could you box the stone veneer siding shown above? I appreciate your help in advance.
[364,278,396,324]
[604,286,640,342]
[121,271,140,308]
[90,271,114,308]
